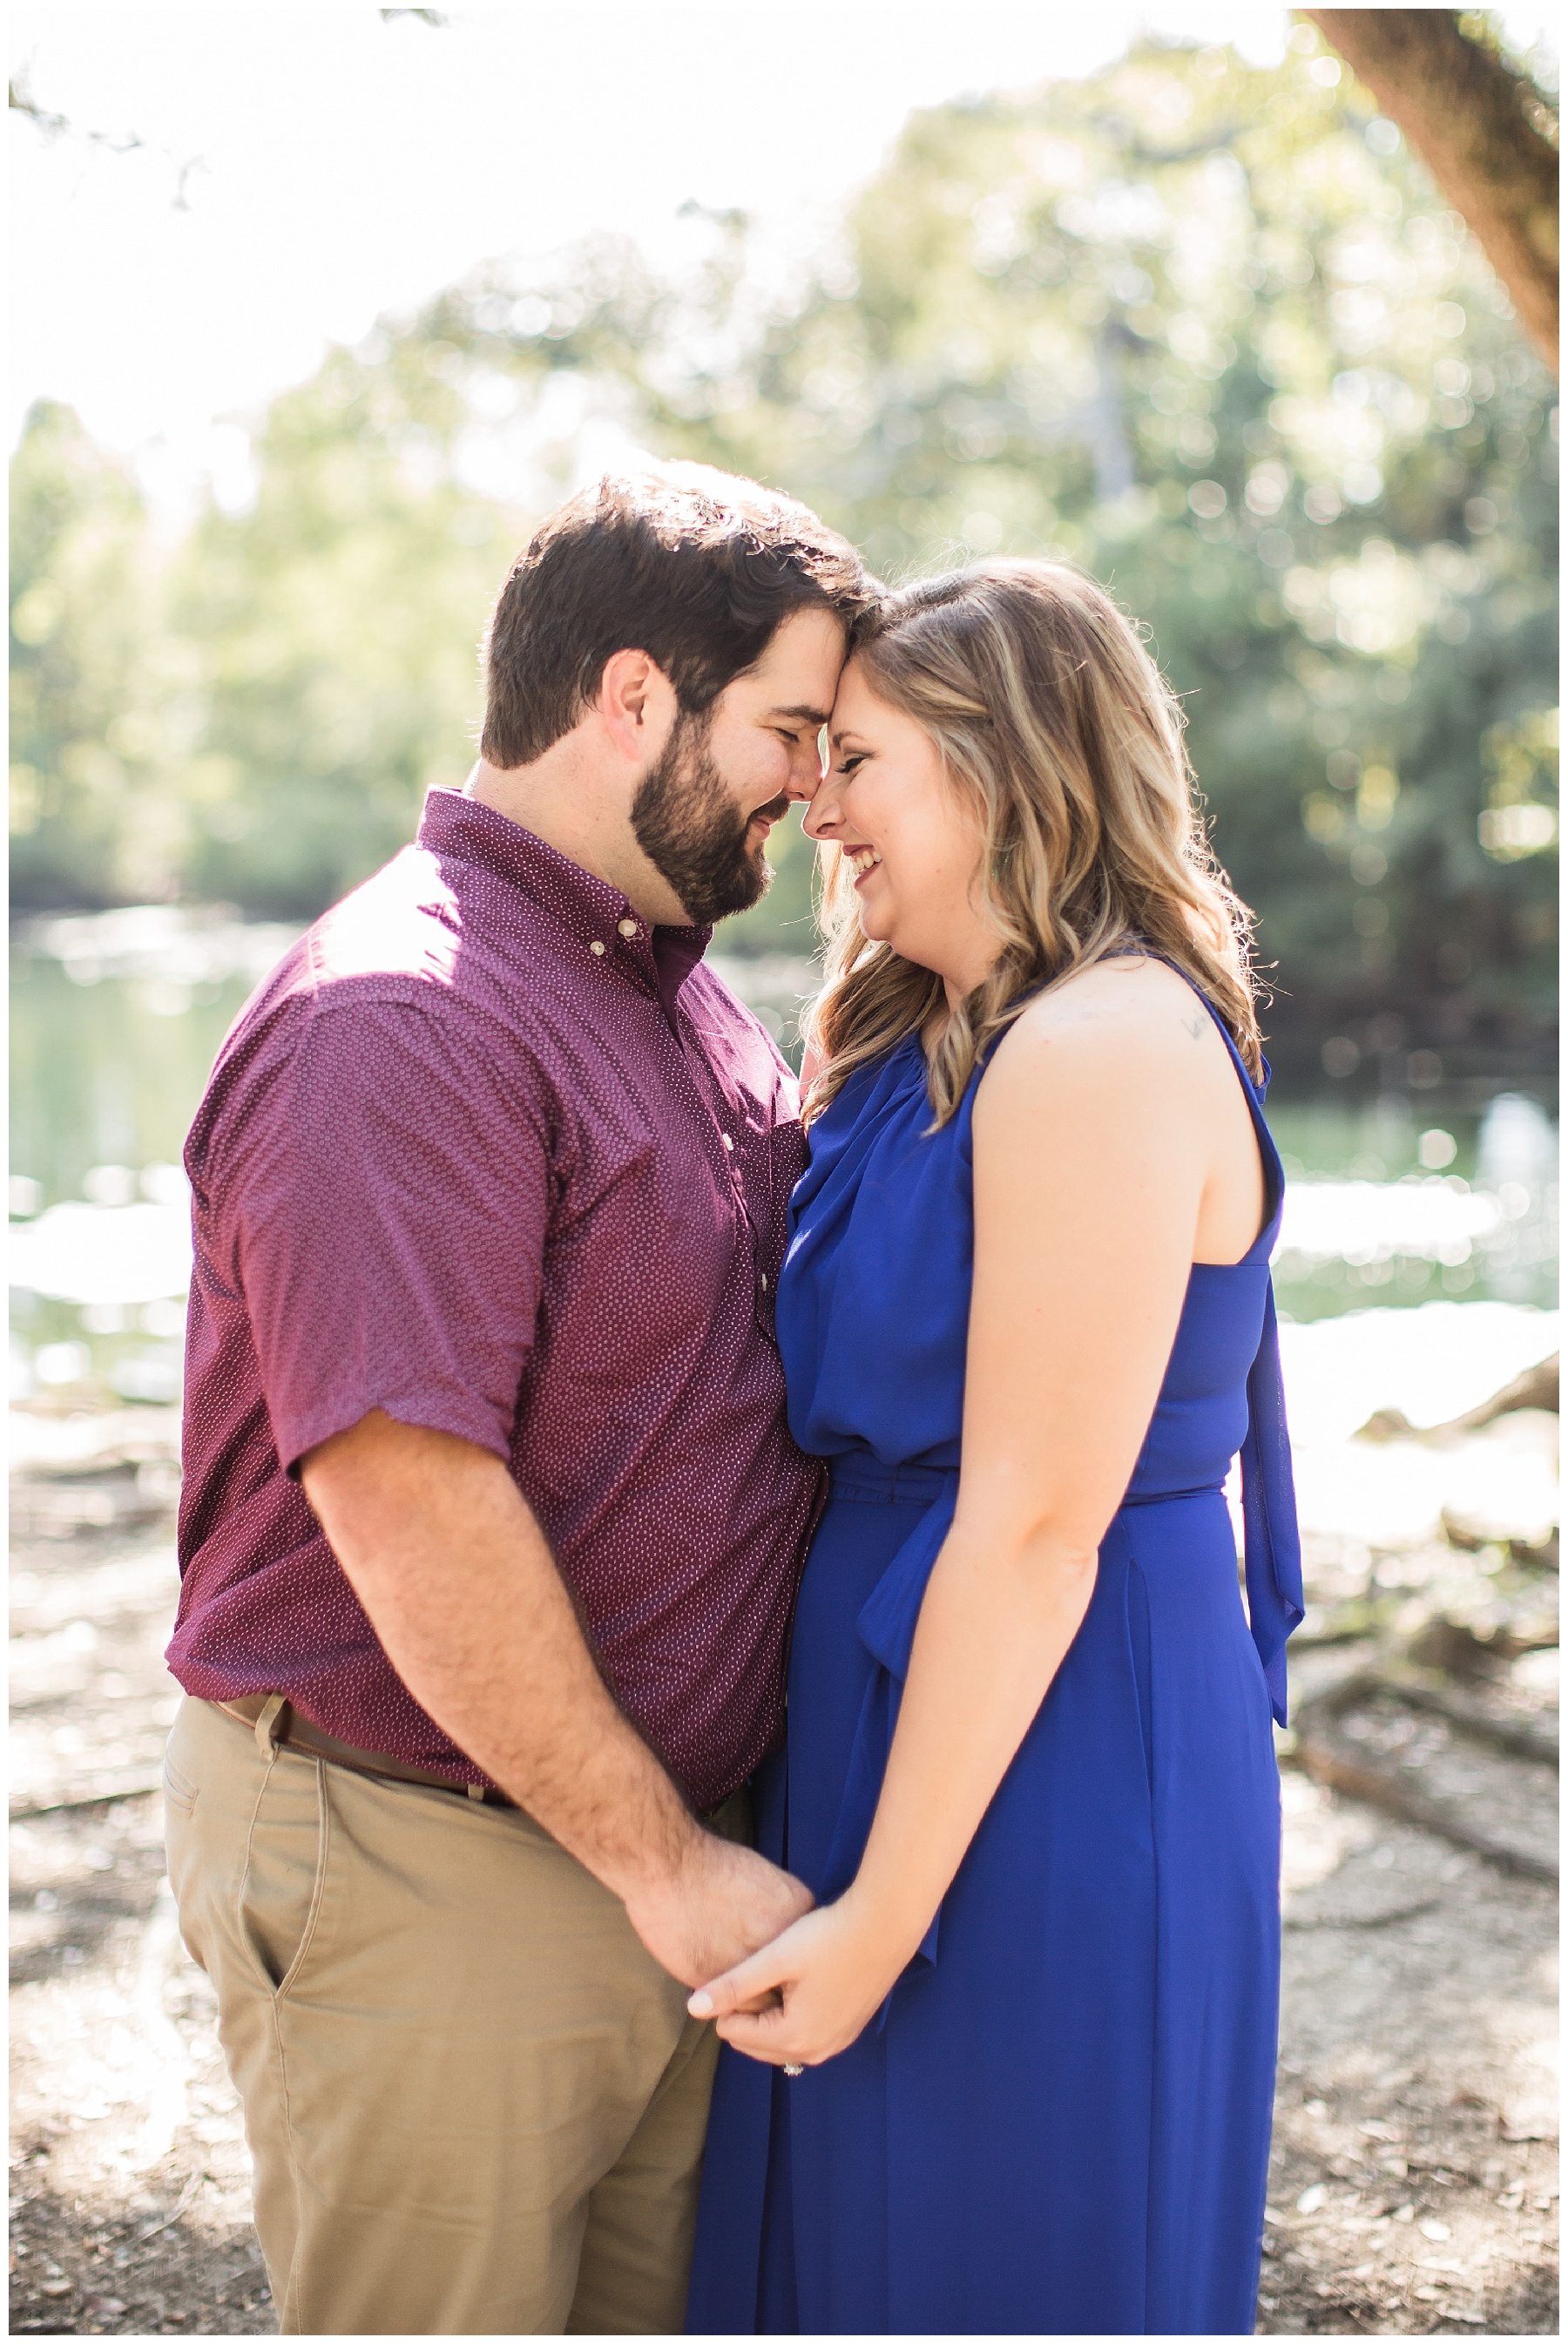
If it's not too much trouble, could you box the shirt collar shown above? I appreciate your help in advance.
[418,788,713,1025]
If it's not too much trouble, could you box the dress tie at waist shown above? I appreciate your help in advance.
[1120,1480,1227,1507]
[835,1455,1223,1509]
[827,1453,958,1502]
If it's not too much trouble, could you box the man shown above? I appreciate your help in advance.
[163,466,868,2334]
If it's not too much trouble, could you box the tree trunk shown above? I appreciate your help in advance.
[1304,10,1558,373]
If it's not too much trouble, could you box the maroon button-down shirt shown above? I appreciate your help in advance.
[168,789,824,1810]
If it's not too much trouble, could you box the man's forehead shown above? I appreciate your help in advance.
[744,606,846,709]
[757,606,846,660]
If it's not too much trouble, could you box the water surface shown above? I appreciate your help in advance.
[10,917,1558,1406]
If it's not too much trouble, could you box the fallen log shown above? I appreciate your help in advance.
[1356,1354,1558,1444]
[1353,1660,1558,1767]
[1287,1661,1558,1886]
[1290,1726,1558,1887]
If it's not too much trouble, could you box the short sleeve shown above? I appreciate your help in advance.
[214,991,553,1474]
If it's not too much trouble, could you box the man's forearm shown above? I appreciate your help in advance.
[300,1411,814,1988]
[301,1412,699,1904]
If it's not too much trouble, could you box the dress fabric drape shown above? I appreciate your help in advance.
[686,979,1303,2337]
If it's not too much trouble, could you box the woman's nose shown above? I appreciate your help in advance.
[802,782,840,842]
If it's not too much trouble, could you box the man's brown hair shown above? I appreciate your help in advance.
[481,464,871,769]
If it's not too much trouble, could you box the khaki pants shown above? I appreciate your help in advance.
[163,1696,738,2334]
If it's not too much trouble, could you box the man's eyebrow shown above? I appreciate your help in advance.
[767,703,834,727]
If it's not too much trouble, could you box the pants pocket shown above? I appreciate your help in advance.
[240,1752,329,1994]
[162,1744,199,1817]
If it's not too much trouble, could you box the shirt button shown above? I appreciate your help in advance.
[760,1272,769,1290]
[590,940,606,957]
[618,918,639,938]
[720,1132,734,1151]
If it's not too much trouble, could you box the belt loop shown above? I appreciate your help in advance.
[466,1784,485,1802]
[254,1691,289,1764]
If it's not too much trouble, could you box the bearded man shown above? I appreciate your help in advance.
[163,468,868,2334]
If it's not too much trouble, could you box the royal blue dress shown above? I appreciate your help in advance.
[686,981,1303,2337]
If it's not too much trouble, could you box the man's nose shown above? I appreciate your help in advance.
[800,746,840,829]
[785,741,826,803]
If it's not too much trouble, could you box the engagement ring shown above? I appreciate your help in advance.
[783,2063,804,2077]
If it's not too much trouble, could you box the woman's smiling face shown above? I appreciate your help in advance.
[805,655,997,997]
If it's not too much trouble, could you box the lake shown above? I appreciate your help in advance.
[9,909,1558,1407]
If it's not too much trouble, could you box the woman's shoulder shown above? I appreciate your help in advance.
[1010,956,1209,1060]
[977,959,1240,1148]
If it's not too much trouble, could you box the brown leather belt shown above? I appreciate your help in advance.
[218,1693,517,1808]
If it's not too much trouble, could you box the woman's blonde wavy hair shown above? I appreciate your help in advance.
[803,559,1263,1128]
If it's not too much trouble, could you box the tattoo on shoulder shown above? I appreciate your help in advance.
[1180,1009,1206,1041]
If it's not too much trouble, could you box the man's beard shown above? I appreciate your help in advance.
[631,714,789,927]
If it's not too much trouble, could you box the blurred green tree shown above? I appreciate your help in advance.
[167,342,509,914]
[10,402,193,905]
[10,28,1557,1087]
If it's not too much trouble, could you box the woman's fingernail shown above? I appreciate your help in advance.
[688,1989,714,2017]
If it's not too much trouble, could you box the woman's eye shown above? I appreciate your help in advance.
[835,755,865,776]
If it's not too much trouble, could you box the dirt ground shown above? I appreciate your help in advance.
[1261,1766,1557,2332]
[10,1489,1558,2336]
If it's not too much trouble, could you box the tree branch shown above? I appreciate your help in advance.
[10,71,141,153]
[10,64,207,201]
[9,77,70,138]
[1303,10,1558,372]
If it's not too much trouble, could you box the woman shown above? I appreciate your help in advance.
[684,560,1303,2336]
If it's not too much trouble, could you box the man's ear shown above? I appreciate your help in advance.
[598,648,679,768]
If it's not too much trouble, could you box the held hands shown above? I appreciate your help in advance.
[622,1829,815,1991]
[686,1889,916,2069]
